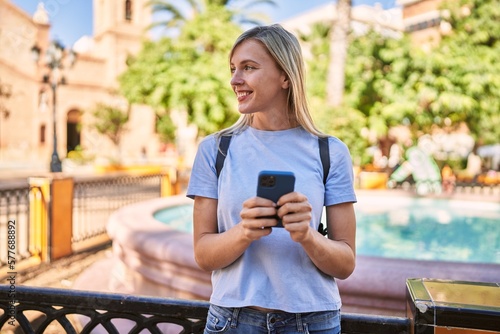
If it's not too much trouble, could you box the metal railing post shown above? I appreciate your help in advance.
[28,176,74,263]
[49,177,74,260]
[161,168,176,197]
[29,178,50,262]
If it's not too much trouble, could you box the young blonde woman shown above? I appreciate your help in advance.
[187,24,356,334]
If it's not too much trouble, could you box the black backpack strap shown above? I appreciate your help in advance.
[318,136,330,236]
[216,135,231,178]
[216,134,330,235]
[217,136,329,181]
[318,137,330,185]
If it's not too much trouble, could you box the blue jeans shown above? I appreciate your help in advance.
[204,304,341,334]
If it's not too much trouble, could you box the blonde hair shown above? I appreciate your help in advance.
[219,24,325,138]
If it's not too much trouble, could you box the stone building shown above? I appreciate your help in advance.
[0,0,162,171]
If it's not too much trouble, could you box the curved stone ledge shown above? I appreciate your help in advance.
[337,255,499,314]
[106,196,211,300]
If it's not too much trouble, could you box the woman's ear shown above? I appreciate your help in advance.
[281,72,289,89]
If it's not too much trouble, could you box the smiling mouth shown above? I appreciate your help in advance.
[236,91,252,102]
[236,91,251,98]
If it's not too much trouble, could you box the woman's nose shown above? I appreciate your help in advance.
[230,71,243,86]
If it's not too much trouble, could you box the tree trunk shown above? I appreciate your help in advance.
[327,0,351,107]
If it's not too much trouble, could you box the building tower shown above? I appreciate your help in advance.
[92,0,152,89]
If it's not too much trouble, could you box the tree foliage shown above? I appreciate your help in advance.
[301,0,499,167]
[420,0,500,144]
[300,23,370,165]
[120,5,242,138]
[302,24,413,163]
[148,0,276,31]
[89,103,130,163]
[90,103,130,147]
[382,0,500,145]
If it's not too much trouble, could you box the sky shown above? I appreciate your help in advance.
[11,0,398,48]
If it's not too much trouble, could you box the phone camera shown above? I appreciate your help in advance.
[260,175,276,187]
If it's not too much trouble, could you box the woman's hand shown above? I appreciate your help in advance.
[276,192,313,242]
[240,196,279,240]
[194,196,276,271]
[275,192,356,279]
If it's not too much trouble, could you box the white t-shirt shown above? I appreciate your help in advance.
[187,126,357,312]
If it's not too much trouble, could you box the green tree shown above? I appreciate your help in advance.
[346,31,415,139]
[378,0,500,145]
[303,0,500,164]
[406,0,500,144]
[148,0,276,30]
[148,0,203,30]
[90,103,130,161]
[120,5,242,137]
[299,23,330,100]
[302,22,413,161]
[341,30,415,161]
[299,22,370,165]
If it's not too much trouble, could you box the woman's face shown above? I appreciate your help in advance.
[230,39,289,121]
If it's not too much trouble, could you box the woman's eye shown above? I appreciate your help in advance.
[230,65,255,73]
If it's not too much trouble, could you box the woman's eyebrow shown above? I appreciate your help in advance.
[231,59,261,66]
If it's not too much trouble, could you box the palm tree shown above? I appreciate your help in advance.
[148,0,203,29]
[327,0,352,107]
[148,0,276,29]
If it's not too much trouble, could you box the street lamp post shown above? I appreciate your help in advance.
[32,41,76,172]
[48,72,62,172]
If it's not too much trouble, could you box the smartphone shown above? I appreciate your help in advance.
[256,171,295,227]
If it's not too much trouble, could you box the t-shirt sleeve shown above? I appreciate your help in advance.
[324,137,357,206]
[186,135,219,200]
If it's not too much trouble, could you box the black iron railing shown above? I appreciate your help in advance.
[72,173,163,244]
[0,185,31,267]
[0,173,165,272]
[0,285,410,334]
[0,285,209,333]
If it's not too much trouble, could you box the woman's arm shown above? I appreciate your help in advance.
[279,194,356,279]
[192,196,279,272]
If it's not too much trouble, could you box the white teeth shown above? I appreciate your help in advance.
[236,92,250,97]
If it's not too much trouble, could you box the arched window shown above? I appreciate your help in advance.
[66,110,81,153]
[125,0,132,21]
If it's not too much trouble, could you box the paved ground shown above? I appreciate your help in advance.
[16,246,112,289]
[3,246,112,333]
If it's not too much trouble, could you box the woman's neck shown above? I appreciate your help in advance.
[250,112,298,131]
